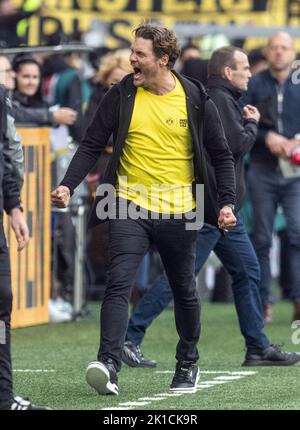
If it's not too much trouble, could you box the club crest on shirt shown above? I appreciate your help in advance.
[165,118,174,126]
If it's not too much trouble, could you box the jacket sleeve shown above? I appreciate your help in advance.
[203,98,236,208]
[211,93,258,157]
[59,85,118,194]
[0,90,22,213]
[5,99,24,191]
[2,149,22,214]
[11,101,54,126]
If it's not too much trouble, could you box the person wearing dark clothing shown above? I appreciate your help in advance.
[181,58,209,86]
[248,48,268,76]
[0,83,49,410]
[52,24,237,396]
[241,32,300,321]
[122,46,300,370]
[42,54,83,143]
[178,43,201,72]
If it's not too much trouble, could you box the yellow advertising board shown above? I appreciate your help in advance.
[5,128,51,329]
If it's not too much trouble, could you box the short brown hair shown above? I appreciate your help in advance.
[133,23,180,69]
[208,46,247,77]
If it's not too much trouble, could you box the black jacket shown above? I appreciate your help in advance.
[60,72,236,227]
[207,76,258,210]
[11,91,54,126]
[0,85,22,216]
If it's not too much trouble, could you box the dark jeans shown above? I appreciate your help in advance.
[247,164,300,305]
[98,217,199,371]
[134,253,151,292]
[53,212,75,300]
[0,222,13,408]
[126,213,270,352]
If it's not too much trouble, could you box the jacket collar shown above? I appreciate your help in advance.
[207,75,242,100]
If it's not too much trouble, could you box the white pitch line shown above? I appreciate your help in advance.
[101,370,257,410]
[13,369,56,373]
[156,370,256,375]
[102,407,134,410]
[196,385,215,389]
[119,402,152,407]
[139,397,166,401]
[214,375,243,380]
[198,380,230,385]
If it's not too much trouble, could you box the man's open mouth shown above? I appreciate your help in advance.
[133,67,142,79]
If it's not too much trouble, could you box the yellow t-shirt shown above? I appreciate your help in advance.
[117,75,195,214]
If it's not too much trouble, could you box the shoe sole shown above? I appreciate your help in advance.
[169,368,200,394]
[86,361,119,395]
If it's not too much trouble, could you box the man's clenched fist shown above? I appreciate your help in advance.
[51,185,71,208]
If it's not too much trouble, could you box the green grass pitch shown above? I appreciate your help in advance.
[11,301,300,410]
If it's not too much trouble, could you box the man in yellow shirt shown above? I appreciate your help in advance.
[52,24,236,395]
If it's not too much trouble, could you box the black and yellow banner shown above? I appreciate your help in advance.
[12,0,300,49]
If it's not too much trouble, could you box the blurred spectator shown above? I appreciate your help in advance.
[88,47,113,76]
[64,52,92,110]
[248,47,268,76]
[42,54,83,143]
[176,42,208,86]
[181,58,209,86]
[177,43,201,71]
[0,0,41,48]
[242,32,300,322]
[84,49,132,128]
[12,54,77,127]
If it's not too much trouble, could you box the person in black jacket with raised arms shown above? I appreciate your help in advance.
[52,24,237,396]
[122,46,300,370]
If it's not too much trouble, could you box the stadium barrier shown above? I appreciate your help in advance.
[5,127,51,328]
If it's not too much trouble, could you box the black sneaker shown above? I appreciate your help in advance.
[122,341,157,368]
[86,359,119,395]
[242,344,300,366]
[170,360,200,393]
[9,396,51,410]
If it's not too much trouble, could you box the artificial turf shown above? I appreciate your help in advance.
[11,301,300,410]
